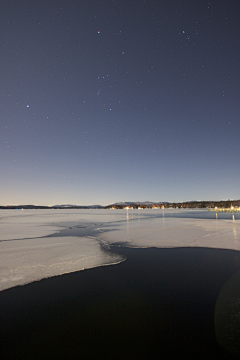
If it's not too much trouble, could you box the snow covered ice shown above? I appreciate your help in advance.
[99,212,240,250]
[0,209,123,291]
[0,209,239,291]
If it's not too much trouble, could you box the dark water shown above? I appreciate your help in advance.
[1,246,240,359]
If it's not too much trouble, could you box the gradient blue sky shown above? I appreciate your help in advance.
[1,0,240,205]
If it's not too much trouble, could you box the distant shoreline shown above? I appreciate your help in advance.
[1,199,240,210]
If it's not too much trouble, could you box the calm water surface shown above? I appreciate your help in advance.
[1,246,240,359]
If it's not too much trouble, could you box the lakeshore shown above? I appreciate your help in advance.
[209,207,240,212]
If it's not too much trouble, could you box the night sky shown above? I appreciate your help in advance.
[1,0,240,205]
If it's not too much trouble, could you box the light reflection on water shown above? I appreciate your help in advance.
[152,209,240,221]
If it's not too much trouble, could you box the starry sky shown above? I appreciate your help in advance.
[1,0,240,206]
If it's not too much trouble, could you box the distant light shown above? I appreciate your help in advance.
[98,31,100,33]
[122,52,124,54]
[27,105,29,107]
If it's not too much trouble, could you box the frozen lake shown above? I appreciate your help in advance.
[0,208,239,291]
[1,209,240,358]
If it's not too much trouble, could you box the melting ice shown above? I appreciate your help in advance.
[0,209,239,291]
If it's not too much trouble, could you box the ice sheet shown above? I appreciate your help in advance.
[0,235,122,291]
[0,209,239,291]
[0,210,125,291]
[99,215,240,250]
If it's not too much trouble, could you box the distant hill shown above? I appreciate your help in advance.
[107,201,169,209]
[1,200,239,210]
[0,204,104,209]
[111,201,168,206]
[53,204,104,209]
